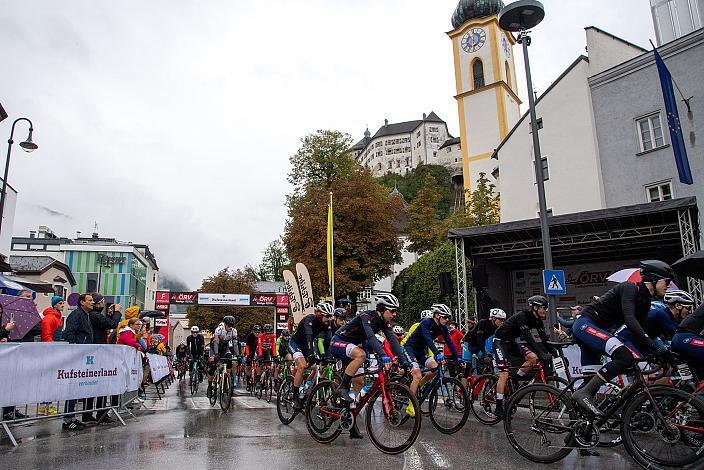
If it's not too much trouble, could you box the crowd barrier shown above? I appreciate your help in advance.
[0,343,174,447]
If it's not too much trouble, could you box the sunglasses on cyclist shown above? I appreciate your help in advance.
[386,308,397,314]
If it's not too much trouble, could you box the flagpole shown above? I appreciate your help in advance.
[329,191,335,299]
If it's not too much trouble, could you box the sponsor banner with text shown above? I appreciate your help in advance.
[197,293,250,306]
[147,353,170,382]
[251,293,277,306]
[169,292,198,304]
[0,343,143,407]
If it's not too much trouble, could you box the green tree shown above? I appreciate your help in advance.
[393,242,472,328]
[378,164,452,218]
[285,165,403,299]
[259,237,290,282]
[467,172,500,226]
[288,130,356,196]
[187,268,271,337]
[406,174,444,254]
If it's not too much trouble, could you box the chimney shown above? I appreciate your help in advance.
[384,119,388,127]
[423,113,427,120]
[29,231,36,238]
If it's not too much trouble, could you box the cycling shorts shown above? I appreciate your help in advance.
[404,344,433,370]
[671,332,704,361]
[572,315,642,367]
[208,351,233,374]
[288,339,308,361]
[329,337,360,366]
[492,338,531,372]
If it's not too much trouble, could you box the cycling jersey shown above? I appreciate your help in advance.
[401,322,420,346]
[175,344,188,360]
[291,313,331,358]
[276,337,289,358]
[404,317,460,359]
[186,333,204,359]
[580,281,654,351]
[672,304,704,364]
[333,310,406,361]
[245,332,258,359]
[212,323,237,356]
[257,333,277,357]
[616,301,679,344]
[677,303,704,336]
[465,319,496,354]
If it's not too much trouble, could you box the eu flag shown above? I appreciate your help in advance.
[653,45,693,185]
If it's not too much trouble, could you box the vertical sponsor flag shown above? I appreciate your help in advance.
[652,44,693,185]
[296,263,315,315]
[0,102,7,123]
[327,192,335,298]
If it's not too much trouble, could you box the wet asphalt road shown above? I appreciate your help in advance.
[0,380,648,469]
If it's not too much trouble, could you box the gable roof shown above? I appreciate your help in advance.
[584,26,648,53]
[439,137,461,150]
[358,111,448,152]
[9,255,77,285]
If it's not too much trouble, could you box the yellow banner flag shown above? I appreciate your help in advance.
[326,194,334,296]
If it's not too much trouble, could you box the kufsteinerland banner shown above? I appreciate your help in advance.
[147,353,170,382]
[0,343,143,407]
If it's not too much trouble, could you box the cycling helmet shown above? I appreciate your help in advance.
[392,325,405,335]
[316,302,334,316]
[334,308,346,318]
[489,308,507,320]
[281,329,290,337]
[640,260,674,283]
[180,340,186,345]
[190,326,200,333]
[664,290,695,306]
[223,315,235,326]
[375,293,400,310]
[420,310,433,319]
[252,324,261,333]
[431,303,452,318]
[264,323,273,333]
[528,295,549,308]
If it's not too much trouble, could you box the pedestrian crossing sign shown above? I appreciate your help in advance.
[543,270,566,295]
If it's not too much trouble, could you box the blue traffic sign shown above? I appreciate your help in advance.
[543,270,566,295]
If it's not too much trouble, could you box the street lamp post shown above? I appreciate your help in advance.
[499,1,558,328]
[0,118,38,238]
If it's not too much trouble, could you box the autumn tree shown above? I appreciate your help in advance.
[378,164,452,218]
[186,268,271,337]
[258,237,290,282]
[406,174,445,254]
[288,129,356,196]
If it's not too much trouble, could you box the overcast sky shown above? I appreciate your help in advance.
[0,0,654,289]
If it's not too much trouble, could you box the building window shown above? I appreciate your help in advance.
[646,181,673,202]
[433,151,437,158]
[636,113,665,152]
[541,157,549,181]
[505,61,511,89]
[446,147,451,153]
[473,59,485,89]
[416,130,421,138]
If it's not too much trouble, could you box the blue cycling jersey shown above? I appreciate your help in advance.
[404,318,460,359]
[616,301,679,344]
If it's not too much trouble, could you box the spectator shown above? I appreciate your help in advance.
[37,296,64,415]
[0,318,15,342]
[115,305,140,332]
[2,290,37,420]
[61,293,94,430]
[117,318,145,352]
[84,294,122,424]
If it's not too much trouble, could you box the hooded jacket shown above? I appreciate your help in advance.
[41,307,63,342]
[117,326,145,351]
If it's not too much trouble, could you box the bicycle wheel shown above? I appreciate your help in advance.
[365,382,421,455]
[429,377,470,434]
[190,371,197,396]
[471,374,501,425]
[266,375,275,403]
[305,380,342,443]
[208,377,218,407]
[504,383,577,464]
[276,376,297,425]
[256,373,264,400]
[220,373,233,412]
[621,386,704,467]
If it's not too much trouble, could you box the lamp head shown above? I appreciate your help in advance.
[498,0,545,32]
[19,128,38,153]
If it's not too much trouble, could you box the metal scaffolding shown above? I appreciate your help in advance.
[678,207,703,305]
[454,237,471,330]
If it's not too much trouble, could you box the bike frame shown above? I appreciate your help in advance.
[319,365,396,420]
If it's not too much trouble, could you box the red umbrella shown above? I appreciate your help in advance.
[0,294,41,341]
[607,268,679,290]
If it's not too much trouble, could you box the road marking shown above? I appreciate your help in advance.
[403,446,423,470]
[420,441,449,468]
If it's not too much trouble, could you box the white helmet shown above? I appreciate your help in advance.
[316,302,334,316]
[375,293,400,309]
[489,308,507,320]
[420,310,433,319]
[392,325,405,335]
[431,303,452,318]
[663,290,695,306]
[191,326,200,333]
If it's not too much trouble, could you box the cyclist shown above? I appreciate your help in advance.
[207,316,238,397]
[276,329,292,362]
[463,309,506,385]
[257,324,277,377]
[290,303,333,409]
[175,341,188,378]
[403,303,460,401]
[493,296,556,418]
[616,289,695,353]
[671,299,703,377]
[330,293,410,436]
[245,325,261,386]
[572,260,673,417]
[402,310,434,345]
[393,324,405,343]
[317,308,347,357]
[187,325,205,382]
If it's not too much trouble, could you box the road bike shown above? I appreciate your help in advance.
[190,359,202,396]
[502,358,704,467]
[256,360,276,403]
[276,357,338,425]
[305,360,421,455]
[207,356,236,413]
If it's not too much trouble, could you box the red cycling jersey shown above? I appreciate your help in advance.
[257,333,277,356]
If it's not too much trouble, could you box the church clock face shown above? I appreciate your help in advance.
[461,28,487,53]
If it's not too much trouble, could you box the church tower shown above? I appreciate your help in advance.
[448,0,521,201]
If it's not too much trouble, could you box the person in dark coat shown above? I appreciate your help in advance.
[62,294,94,430]
[83,294,122,423]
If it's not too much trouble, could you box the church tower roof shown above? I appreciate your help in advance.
[451,0,505,29]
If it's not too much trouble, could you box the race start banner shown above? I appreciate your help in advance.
[0,343,143,407]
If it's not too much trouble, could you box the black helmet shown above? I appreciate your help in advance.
[528,295,549,308]
[281,329,289,337]
[333,308,346,318]
[264,323,273,333]
[252,324,261,333]
[223,315,235,326]
[640,260,674,283]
